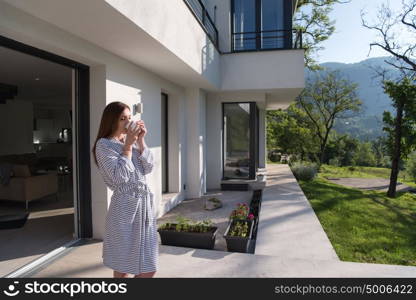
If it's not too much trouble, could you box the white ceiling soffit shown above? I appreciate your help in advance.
[3,0,217,90]
[0,46,71,102]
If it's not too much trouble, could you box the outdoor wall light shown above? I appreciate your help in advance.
[133,102,143,116]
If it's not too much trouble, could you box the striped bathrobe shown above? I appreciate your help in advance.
[95,137,158,275]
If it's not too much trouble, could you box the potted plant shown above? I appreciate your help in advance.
[224,203,255,253]
[250,189,263,238]
[224,219,254,253]
[157,216,218,250]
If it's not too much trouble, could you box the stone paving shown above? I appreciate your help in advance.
[26,164,416,278]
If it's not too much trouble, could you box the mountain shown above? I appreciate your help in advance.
[306,56,401,140]
[319,57,400,116]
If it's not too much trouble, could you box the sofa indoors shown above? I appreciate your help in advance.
[0,154,59,210]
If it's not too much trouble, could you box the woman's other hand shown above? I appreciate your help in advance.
[135,120,147,140]
[125,121,141,147]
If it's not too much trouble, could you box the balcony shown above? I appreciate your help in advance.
[183,0,303,54]
[232,29,303,52]
[183,0,219,50]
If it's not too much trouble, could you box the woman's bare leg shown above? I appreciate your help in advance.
[134,271,156,278]
[114,270,129,278]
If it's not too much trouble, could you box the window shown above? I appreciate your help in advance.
[161,93,168,193]
[222,102,258,180]
[232,0,291,51]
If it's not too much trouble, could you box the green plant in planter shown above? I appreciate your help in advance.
[159,216,214,233]
[228,221,249,237]
[194,219,213,233]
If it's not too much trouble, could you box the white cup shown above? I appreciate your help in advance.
[125,121,141,134]
[125,120,137,130]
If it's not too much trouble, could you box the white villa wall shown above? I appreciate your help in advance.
[0,1,191,239]
[0,0,303,242]
[104,0,222,89]
[185,88,207,198]
[221,50,305,91]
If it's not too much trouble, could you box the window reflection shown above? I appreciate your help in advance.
[223,103,251,179]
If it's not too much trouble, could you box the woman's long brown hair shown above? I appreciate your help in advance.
[92,101,130,166]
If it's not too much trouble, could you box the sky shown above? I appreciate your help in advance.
[316,0,408,64]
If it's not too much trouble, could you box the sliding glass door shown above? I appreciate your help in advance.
[223,102,258,180]
[261,0,285,49]
[232,0,256,51]
[232,0,291,51]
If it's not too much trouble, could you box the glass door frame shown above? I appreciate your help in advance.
[161,92,169,193]
[222,101,258,180]
[0,35,93,239]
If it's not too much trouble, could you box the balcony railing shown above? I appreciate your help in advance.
[183,0,219,49]
[232,29,303,52]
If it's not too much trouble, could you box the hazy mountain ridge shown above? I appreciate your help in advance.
[306,57,401,140]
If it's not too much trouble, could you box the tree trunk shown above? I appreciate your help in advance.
[387,102,404,198]
[319,132,330,165]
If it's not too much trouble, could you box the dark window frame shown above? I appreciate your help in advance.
[230,0,293,52]
[222,101,257,180]
[161,92,169,193]
[0,35,93,239]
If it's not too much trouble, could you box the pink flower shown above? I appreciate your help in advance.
[248,213,254,220]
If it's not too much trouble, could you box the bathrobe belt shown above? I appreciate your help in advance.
[114,182,152,224]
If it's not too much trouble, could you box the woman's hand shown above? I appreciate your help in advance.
[124,121,142,147]
[135,120,147,141]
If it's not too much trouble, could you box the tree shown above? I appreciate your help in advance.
[294,0,350,70]
[361,0,416,78]
[296,70,362,166]
[405,151,416,182]
[362,1,416,197]
[354,142,377,167]
[372,136,391,167]
[382,77,416,197]
[266,105,319,160]
[324,132,359,166]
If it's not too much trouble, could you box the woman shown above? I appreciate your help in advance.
[92,101,158,278]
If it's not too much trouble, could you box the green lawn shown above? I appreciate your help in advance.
[319,164,416,188]
[299,178,416,266]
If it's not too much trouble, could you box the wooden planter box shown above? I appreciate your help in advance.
[158,225,218,250]
[224,219,254,253]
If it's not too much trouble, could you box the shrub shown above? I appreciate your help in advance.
[290,162,318,181]
[268,150,281,162]
[405,152,416,182]
[329,158,340,167]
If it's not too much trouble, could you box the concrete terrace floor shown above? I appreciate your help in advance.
[156,189,252,252]
[28,164,416,278]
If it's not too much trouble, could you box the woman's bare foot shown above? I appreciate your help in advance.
[134,271,156,278]
[114,270,129,278]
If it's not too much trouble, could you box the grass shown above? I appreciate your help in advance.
[299,178,416,266]
[319,164,416,188]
